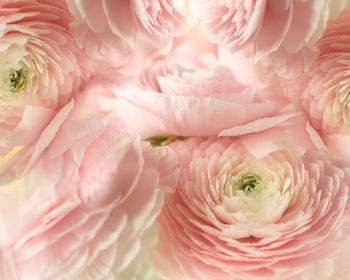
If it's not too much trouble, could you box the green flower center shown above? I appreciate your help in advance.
[146,134,185,147]
[238,173,261,194]
[7,68,27,93]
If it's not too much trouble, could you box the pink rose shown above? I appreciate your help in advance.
[286,8,350,158]
[114,43,298,139]
[0,80,179,280]
[0,0,92,154]
[195,0,347,77]
[66,0,193,59]
[154,130,350,280]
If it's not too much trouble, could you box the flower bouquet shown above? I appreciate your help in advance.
[1,1,350,279]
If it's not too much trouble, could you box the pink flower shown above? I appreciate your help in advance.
[66,0,193,59]
[0,0,92,155]
[286,8,350,158]
[154,131,350,280]
[0,80,179,280]
[195,0,347,77]
[114,43,298,139]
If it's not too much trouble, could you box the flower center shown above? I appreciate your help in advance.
[0,68,28,96]
[238,174,261,194]
[219,170,285,223]
[8,68,27,92]
[222,171,270,200]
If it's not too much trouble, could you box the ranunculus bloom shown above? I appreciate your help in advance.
[65,0,192,59]
[154,133,350,280]
[287,8,350,158]
[0,80,179,280]
[114,42,298,139]
[194,0,347,78]
[0,0,92,154]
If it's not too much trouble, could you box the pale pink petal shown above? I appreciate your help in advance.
[155,134,350,279]
[197,0,347,77]
[0,80,179,279]
[115,86,278,138]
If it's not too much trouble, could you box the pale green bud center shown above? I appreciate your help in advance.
[7,68,27,93]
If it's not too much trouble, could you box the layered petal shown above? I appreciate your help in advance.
[114,43,296,138]
[155,135,350,280]
[0,80,179,280]
[0,0,93,154]
[66,0,193,59]
[285,8,350,158]
[195,0,347,77]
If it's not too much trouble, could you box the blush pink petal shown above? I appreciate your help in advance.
[115,85,280,138]
[0,106,55,156]
[0,80,179,280]
[284,7,350,159]
[66,0,193,59]
[329,236,350,279]
[324,135,350,159]
[114,43,298,139]
[196,0,347,77]
[218,112,299,137]
[235,115,326,158]
[218,48,276,90]
[154,135,350,280]
[253,0,293,62]
[103,0,136,47]
[0,0,94,154]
